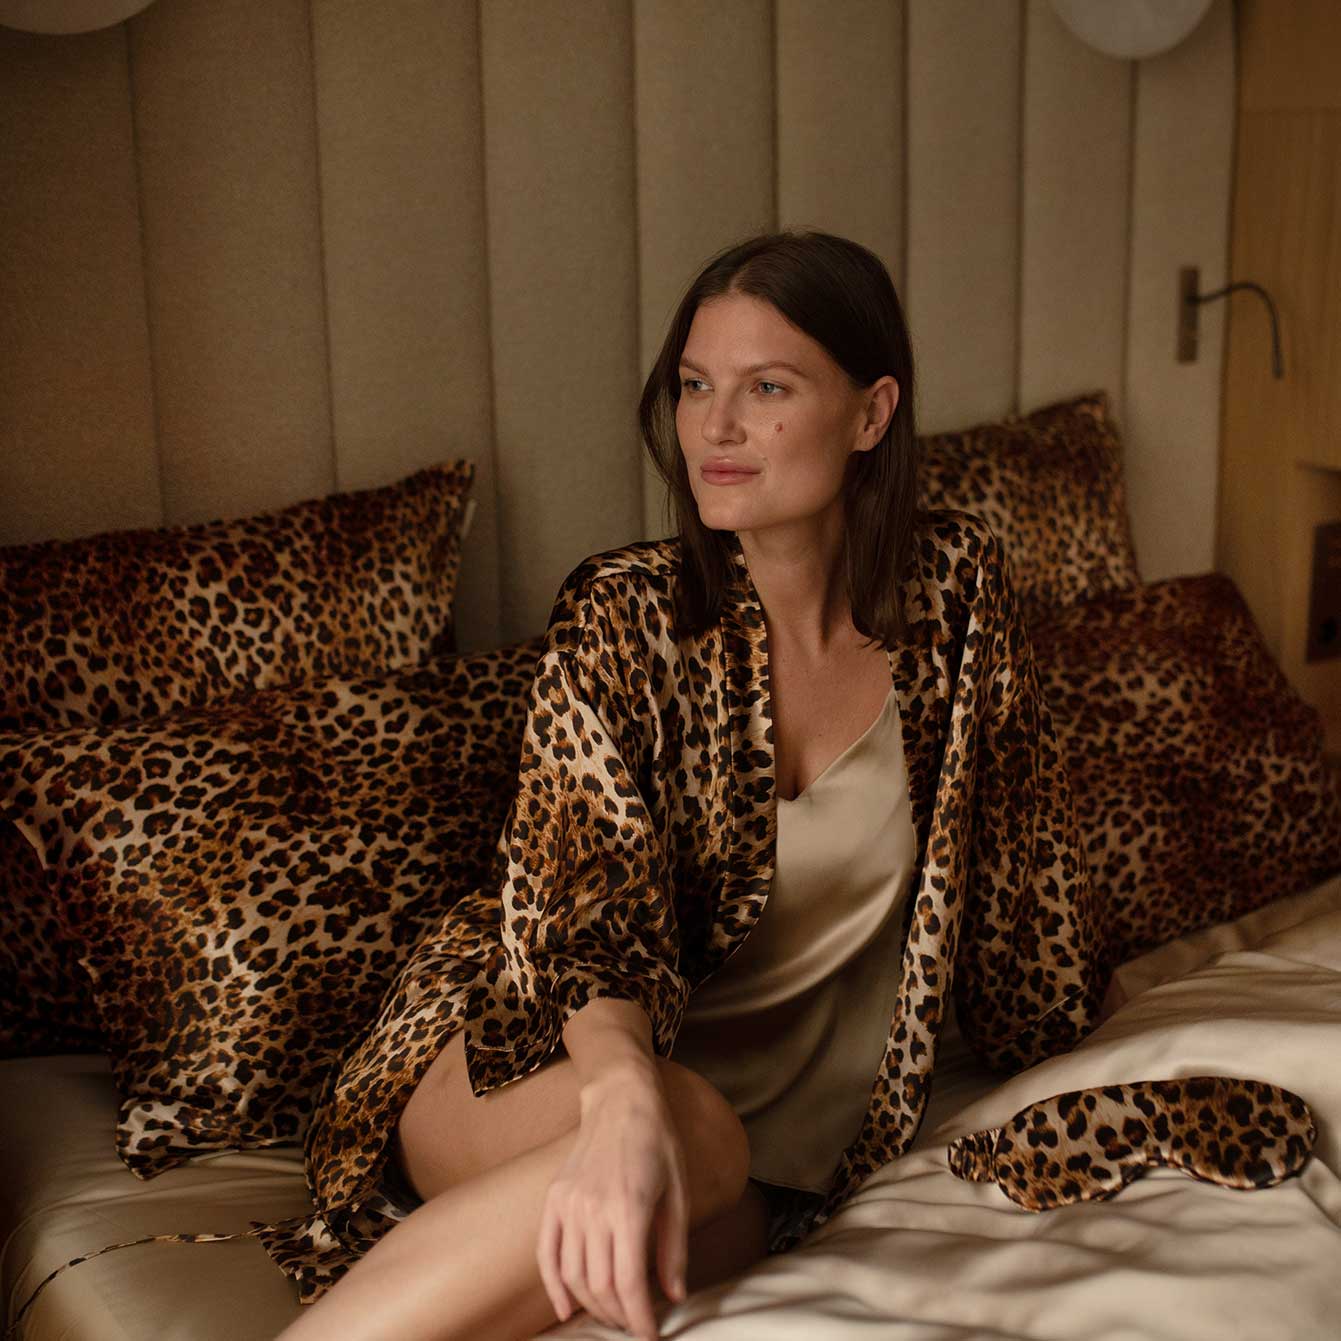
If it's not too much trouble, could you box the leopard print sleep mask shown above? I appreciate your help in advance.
[947,1076,1316,1211]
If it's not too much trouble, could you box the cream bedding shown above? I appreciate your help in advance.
[5,878,1341,1340]
[555,876,1341,1340]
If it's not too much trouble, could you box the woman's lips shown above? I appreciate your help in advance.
[700,466,759,485]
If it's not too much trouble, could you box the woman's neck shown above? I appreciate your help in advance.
[736,513,853,660]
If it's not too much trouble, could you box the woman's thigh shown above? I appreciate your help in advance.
[396,1032,580,1197]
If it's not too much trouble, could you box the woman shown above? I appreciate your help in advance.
[266,230,1109,1340]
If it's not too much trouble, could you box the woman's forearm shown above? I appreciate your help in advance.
[561,996,659,1099]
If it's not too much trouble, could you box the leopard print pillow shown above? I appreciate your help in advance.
[0,462,474,734]
[0,638,543,1174]
[0,464,474,1058]
[918,391,1140,625]
[1033,574,1341,964]
[948,1076,1316,1210]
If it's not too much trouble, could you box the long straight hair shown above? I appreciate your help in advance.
[638,230,920,647]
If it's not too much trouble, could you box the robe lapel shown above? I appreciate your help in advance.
[703,538,777,973]
[825,584,989,1210]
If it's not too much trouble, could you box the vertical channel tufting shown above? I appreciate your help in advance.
[0,23,159,546]
[774,0,904,286]
[480,0,643,643]
[128,0,334,527]
[309,0,501,651]
[0,2,1235,639]
[633,0,777,538]
[1018,0,1132,416]
[904,0,1023,433]
[305,0,338,512]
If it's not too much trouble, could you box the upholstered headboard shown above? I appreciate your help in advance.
[0,0,1233,652]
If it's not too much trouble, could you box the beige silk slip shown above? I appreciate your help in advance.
[671,683,917,1191]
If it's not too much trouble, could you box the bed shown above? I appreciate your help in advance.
[4,392,1341,1339]
[5,879,1341,1339]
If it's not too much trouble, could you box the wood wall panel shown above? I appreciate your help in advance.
[905,0,1022,433]
[1219,111,1327,651]
[0,25,160,545]
[127,0,333,526]
[1217,109,1285,649]
[1242,111,1341,474]
[1018,0,1131,417]
[310,0,499,650]
[1218,0,1341,747]
[633,0,776,536]
[481,0,641,642]
[1239,0,1341,112]
[1123,0,1234,582]
[775,0,904,284]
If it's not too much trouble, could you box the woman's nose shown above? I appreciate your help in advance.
[701,396,744,445]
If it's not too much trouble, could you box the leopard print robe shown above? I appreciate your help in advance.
[256,507,1110,1299]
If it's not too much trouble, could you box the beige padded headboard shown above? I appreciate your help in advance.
[0,0,1234,652]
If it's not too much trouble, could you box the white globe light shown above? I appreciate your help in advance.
[0,0,158,35]
[1050,0,1214,61]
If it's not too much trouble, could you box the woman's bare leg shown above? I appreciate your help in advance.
[277,1034,769,1341]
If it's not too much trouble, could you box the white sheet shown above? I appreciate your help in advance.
[556,895,1341,1339]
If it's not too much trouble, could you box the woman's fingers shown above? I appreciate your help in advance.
[653,1169,690,1306]
[583,1223,629,1333]
[559,1213,613,1329]
[535,1206,573,1324]
[535,1065,688,1336]
[547,1196,662,1338]
[612,1211,660,1341]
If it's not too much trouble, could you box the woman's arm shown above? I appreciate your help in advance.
[471,566,693,1337]
[562,995,659,1090]
[539,997,690,1339]
[464,573,689,1097]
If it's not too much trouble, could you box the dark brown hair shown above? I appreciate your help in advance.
[638,229,919,647]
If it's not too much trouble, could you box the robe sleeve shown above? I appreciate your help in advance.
[462,570,689,1096]
[952,534,1111,1072]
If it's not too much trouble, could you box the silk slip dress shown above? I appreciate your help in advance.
[670,681,917,1194]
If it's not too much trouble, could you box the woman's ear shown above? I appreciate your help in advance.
[854,376,899,453]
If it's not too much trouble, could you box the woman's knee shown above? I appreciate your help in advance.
[656,1059,751,1218]
[397,1035,748,1214]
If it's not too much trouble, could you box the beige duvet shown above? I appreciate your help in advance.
[557,879,1341,1340]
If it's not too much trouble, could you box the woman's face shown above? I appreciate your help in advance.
[675,291,897,541]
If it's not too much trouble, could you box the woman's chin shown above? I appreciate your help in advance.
[696,515,736,533]
[694,501,754,533]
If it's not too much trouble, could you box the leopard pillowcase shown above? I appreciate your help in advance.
[1,639,542,1175]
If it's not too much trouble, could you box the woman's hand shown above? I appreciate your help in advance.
[543,996,688,1337]
[536,1063,689,1339]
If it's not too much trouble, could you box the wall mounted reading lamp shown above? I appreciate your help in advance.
[1178,268,1286,379]
[1048,2,1287,385]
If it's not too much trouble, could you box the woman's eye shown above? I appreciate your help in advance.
[757,381,784,396]
[680,377,707,393]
